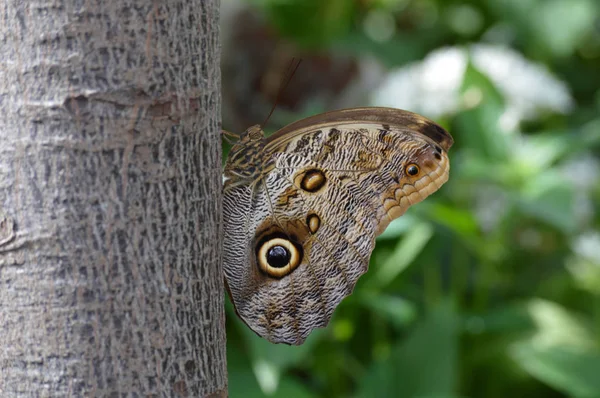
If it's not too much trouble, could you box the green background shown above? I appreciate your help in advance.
[223,0,600,396]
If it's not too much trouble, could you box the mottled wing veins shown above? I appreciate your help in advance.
[374,169,395,224]
[264,294,275,342]
[283,177,354,286]
[344,129,438,220]
[286,175,370,268]
[277,166,385,176]
[365,133,447,187]
[358,131,421,169]
[322,162,393,225]
[312,168,380,173]
[259,167,314,341]
[272,154,382,212]
[355,130,408,176]
[272,137,381,173]
[273,153,385,219]
[291,179,371,267]
[356,129,394,157]
[289,262,302,341]
[356,128,445,202]
[319,129,384,172]
[242,183,259,257]
[293,177,372,267]
[360,127,447,175]
[302,224,353,292]
[287,260,302,342]
[223,176,255,192]
[260,177,296,240]
[287,144,385,176]
[302,238,328,320]
[308,229,353,288]
[279,165,375,241]
[358,126,412,152]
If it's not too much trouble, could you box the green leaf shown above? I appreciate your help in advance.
[581,118,600,148]
[229,347,315,398]
[369,222,434,288]
[357,292,417,329]
[357,301,460,398]
[457,60,512,162]
[517,169,577,233]
[509,299,600,397]
[243,322,323,393]
[420,203,481,245]
[511,344,600,398]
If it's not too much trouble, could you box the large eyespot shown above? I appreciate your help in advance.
[257,237,303,278]
[299,169,327,193]
[405,164,420,176]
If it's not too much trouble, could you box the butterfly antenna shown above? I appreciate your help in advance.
[262,57,302,129]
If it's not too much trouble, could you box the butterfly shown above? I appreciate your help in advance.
[223,107,453,345]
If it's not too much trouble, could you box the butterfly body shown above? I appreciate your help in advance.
[223,107,453,345]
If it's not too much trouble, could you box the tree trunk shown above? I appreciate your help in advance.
[0,1,226,396]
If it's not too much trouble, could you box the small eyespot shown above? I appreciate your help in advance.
[307,213,321,234]
[406,164,420,176]
[257,237,302,278]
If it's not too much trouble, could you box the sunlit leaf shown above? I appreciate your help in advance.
[377,213,419,240]
[357,292,417,329]
[511,344,600,398]
[525,299,597,348]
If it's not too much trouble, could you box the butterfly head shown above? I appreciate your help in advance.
[224,125,269,183]
[240,125,265,142]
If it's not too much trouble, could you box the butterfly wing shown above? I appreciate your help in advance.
[266,107,453,153]
[265,108,453,236]
[223,107,453,345]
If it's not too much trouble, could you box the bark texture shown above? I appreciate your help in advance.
[0,1,226,396]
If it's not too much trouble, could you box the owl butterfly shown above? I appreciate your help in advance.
[223,107,453,345]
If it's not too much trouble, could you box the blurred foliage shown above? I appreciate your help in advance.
[223,0,600,397]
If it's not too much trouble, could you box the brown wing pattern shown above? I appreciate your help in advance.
[223,108,453,345]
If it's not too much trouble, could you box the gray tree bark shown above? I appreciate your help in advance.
[0,1,226,396]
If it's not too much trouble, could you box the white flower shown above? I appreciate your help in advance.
[372,44,574,121]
